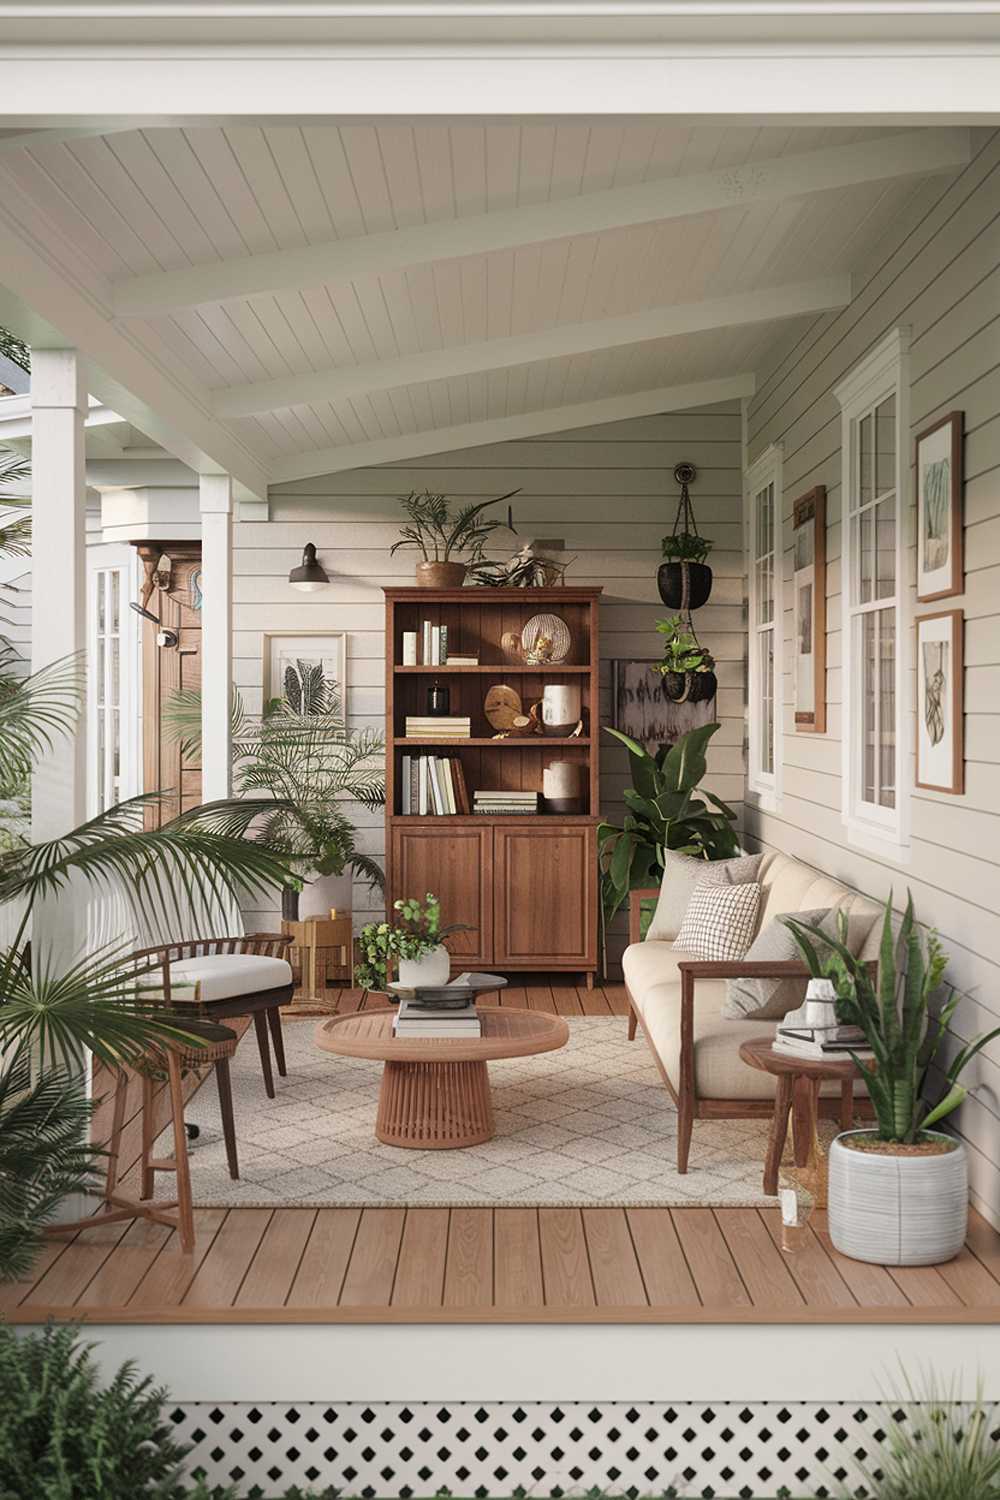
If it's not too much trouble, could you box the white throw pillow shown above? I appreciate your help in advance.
[674,880,763,961]
[646,849,763,942]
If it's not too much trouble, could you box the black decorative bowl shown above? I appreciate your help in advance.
[657,560,713,611]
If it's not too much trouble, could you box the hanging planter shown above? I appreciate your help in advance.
[659,668,718,703]
[658,463,714,610]
[653,615,718,703]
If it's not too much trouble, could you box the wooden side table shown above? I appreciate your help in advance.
[739,1038,860,1201]
[282,914,353,1001]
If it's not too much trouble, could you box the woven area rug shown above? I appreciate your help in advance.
[176,1015,776,1208]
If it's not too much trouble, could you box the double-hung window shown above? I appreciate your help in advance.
[835,328,911,855]
[745,445,783,805]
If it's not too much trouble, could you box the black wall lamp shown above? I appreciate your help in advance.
[129,601,178,648]
[288,542,329,592]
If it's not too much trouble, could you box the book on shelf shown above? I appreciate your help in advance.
[418,620,451,665]
[404,715,471,740]
[402,754,471,815]
[445,654,479,666]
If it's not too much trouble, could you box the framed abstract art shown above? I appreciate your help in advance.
[791,485,826,733]
[915,609,964,795]
[915,411,963,602]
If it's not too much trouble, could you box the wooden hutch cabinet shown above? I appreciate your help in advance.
[384,586,601,984]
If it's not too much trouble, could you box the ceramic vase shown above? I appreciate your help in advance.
[828,1129,968,1265]
[397,943,451,988]
[298,871,354,920]
[540,683,581,735]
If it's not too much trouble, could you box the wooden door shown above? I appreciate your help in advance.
[493,824,597,968]
[390,825,493,967]
[137,543,202,827]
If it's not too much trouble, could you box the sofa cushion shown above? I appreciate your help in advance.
[164,953,292,1004]
[723,906,834,1021]
[646,849,763,941]
[674,880,762,960]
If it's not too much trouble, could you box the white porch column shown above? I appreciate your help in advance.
[199,473,233,801]
[30,349,87,839]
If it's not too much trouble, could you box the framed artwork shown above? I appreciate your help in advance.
[262,631,347,713]
[611,658,715,751]
[792,485,826,733]
[915,610,964,795]
[916,411,963,602]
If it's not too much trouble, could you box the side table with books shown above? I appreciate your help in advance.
[739,1038,863,1201]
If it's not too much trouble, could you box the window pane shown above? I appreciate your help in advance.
[862,612,876,804]
[760,629,774,776]
[97,712,106,812]
[110,636,120,707]
[859,413,873,507]
[879,610,896,809]
[96,639,105,705]
[97,573,106,634]
[875,494,896,600]
[875,393,896,496]
[110,569,121,629]
[857,507,874,604]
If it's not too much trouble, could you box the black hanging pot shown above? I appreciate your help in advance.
[657,559,713,611]
[660,669,718,704]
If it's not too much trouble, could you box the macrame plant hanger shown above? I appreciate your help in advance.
[665,462,711,701]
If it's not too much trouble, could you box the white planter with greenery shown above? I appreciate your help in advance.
[397,943,451,988]
[828,1129,968,1265]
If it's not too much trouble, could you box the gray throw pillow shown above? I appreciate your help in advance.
[723,906,836,1020]
[646,848,764,942]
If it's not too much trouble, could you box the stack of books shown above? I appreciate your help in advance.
[420,621,448,665]
[473,789,540,816]
[404,716,471,740]
[774,1020,873,1060]
[401,754,471,815]
[393,996,482,1039]
[446,654,479,666]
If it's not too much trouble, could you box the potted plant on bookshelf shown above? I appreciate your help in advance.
[653,615,718,702]
[390,488,519,587]
[356,893,474,992]
[785,893,1000,1266]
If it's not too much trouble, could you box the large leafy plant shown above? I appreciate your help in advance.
[597,722,740,921]
[785,892,1000,1143]
[390,488,519,564]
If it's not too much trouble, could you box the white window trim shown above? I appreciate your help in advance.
[87,544,141,818]
[744,442,784,812]
[834,326,912,862]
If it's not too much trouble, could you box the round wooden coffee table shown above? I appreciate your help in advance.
[315,1006,569,1149]
[739,1038,861,1198]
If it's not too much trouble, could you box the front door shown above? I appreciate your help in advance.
[136,542,202,827]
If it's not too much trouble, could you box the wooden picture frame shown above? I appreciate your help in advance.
[262,631,348,712]
[915,609,964,795]
[792,485,826,733]
[916,410,964,602]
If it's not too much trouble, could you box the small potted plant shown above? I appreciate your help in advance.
[657,530,714,610]
[653,615,718,703]
[355,892,473,992]
[785,892,1000,1266]
[390,489,519,587]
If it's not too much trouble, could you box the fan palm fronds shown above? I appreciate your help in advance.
[389,488,519,563]
[0,651,82,797]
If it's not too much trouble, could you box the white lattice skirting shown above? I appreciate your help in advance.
[170,1398,935,1498]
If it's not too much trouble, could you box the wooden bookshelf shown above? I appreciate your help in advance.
[384,586,601,983]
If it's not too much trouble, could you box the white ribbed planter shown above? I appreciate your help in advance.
[828,1129,968,1265]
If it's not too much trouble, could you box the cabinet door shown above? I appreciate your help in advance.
[493,824,597,967]
[390,825,493,966]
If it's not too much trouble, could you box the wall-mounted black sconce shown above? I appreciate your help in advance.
[129,601,178,648]
[288,542,329,592]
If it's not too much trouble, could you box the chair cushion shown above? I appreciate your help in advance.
[166,953,293,1004]
[646,849,763,941]
[674,880,762,960]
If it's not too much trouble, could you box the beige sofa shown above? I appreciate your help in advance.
[622,850,883,1173]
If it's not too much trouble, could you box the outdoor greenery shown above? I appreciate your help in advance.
[660,530,713,564]
[355,891,471,992]
[652,615,716,676]
[840,1373,1000,1499]
[389,488,519,565]
[597,722,740,921]
[785,892,1000,1144]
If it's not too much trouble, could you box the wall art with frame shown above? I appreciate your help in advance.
[916,410,963,602]
[792,484,826,733]
[915,609,964,795]
[611,658,715,751]
[262,631,348,715]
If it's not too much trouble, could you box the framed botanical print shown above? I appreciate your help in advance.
[792,485,826,733]
[262,631,347,714]
[916,610,964,795]
[916,411,963,602]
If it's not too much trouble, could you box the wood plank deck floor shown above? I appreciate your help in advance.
[8,984,1000,1326]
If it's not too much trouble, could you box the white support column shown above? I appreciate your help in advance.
[199,472,233,802]
[30,348,87,840]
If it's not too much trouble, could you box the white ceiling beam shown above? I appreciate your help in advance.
[267,373,755,485]
[113,128,969,319]
[215,277,848,419]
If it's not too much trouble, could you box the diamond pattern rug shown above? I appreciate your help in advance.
[178,1015,776,1207]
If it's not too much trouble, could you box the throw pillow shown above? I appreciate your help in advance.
[722,906,834,1020]
[674,880,763,961]
[646,849,764,942]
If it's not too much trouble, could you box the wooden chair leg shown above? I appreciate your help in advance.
[266,1004,287,1076]
[103,1069,130,1202]
[166,1051,195,1253]
[214,1057,239,1181]
[627,1005,637,1041]
[140,1070,156,1200]
[677,1091,694,1174]
[253,1008,276,1098]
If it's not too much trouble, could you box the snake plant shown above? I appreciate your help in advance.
[784,892,1000,1143]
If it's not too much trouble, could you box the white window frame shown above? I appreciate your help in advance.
[834,327,912,860]
[87,545,140,817]
[744,443,784,810]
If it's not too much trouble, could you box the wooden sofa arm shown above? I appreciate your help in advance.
[628,888,661,945]
[676,959,810,981]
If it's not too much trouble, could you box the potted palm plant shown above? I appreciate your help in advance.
[390,488,519,587]
[653,615,718,702]
[785,893,1000,1266]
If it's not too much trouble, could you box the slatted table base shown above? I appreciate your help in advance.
[376,1059,495,1148]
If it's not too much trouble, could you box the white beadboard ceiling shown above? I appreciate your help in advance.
[0,120,972,491]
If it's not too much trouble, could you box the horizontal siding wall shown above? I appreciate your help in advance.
[238,400,745,968]
[744,128,1000,1226]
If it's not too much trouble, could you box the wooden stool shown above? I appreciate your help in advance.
[47,1029,238,1255]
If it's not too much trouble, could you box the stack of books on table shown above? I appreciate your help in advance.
[404,716,471,740]
[773,1021,874,1061]
[473,790,540,816]
[401,754,471,815]
[392,996,482,1038]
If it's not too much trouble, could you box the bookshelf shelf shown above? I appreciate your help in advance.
[394,736,591,748]
[393,664,592,674]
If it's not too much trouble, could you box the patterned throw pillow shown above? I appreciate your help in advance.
[674,880,762,961]
[645,849,764,942]
[722,906,833,1020]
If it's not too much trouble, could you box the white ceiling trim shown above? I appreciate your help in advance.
[267,372,755,483]
[214,277,849,419]
[112,129,968,318]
